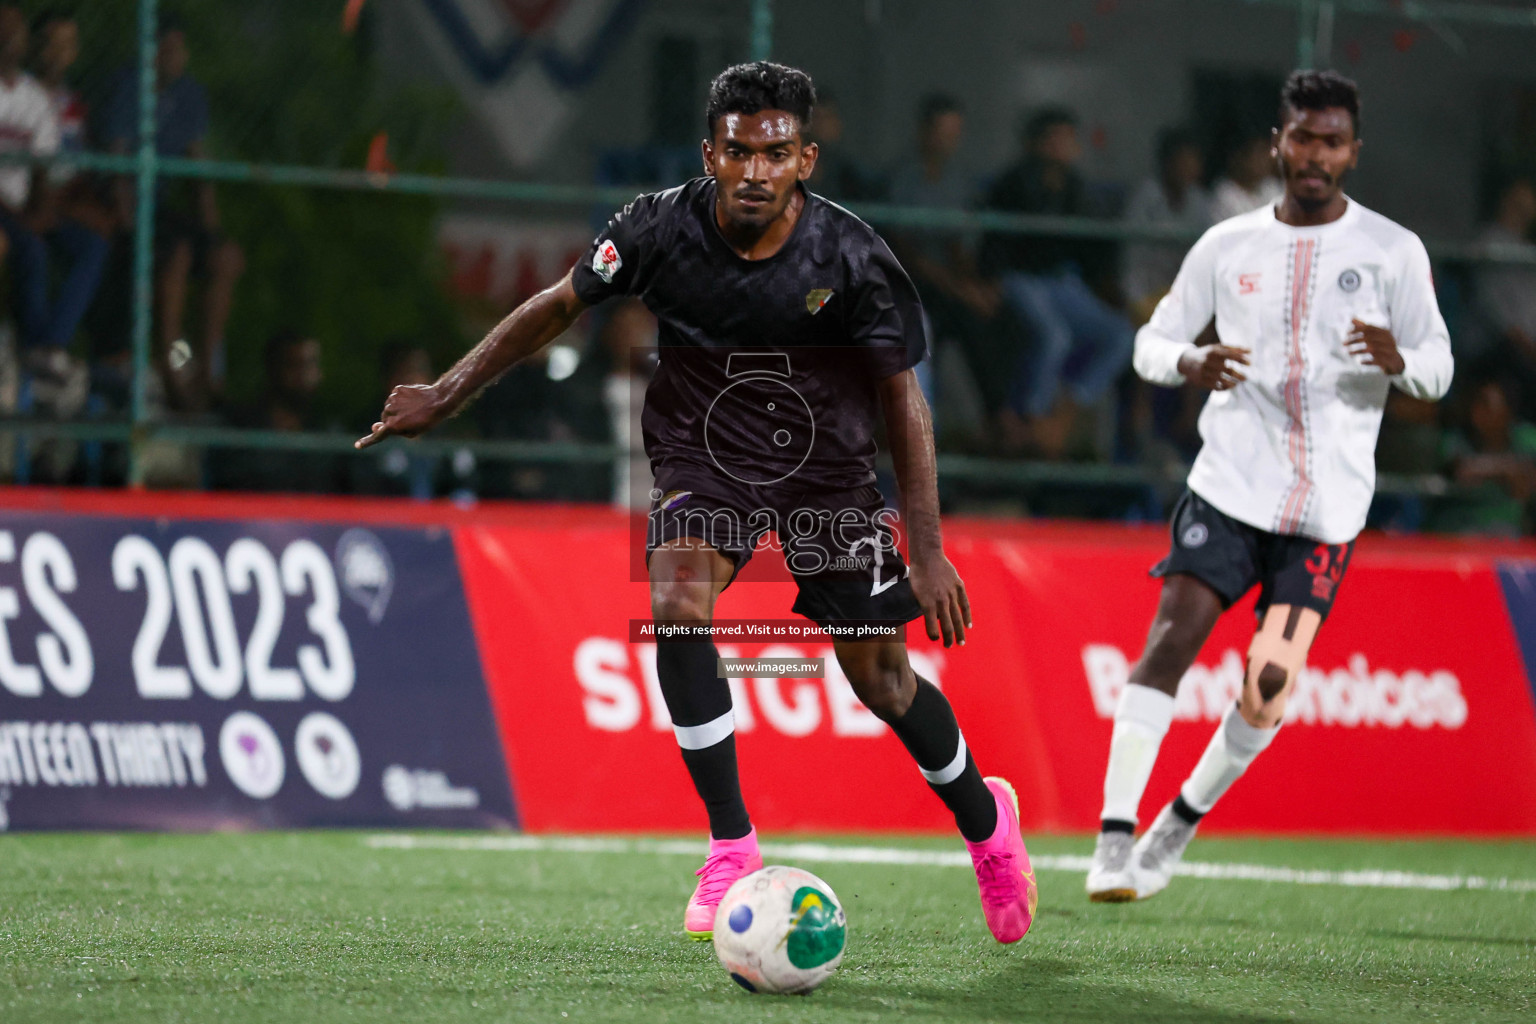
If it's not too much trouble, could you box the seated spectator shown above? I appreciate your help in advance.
[886,94,1016,444]
[0,4,103,431]
[34,11,113,236]
[1472,177,1536,370]
[983,108,1134,459]
[805,90,882,202]
[1210,132,1282,223]
[99,16,244,414]
[1123,126,1212,324]
[210,331,344,494]
[1436,375,1536,537]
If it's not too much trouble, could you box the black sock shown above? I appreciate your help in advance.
[887,677,999,843]
[656,640,751,840]
[1171,794,1204,827]
[1101,818,1135,835]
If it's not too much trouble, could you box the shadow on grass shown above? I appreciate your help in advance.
[821,954,1310,1024]
[1364,929,1536,950]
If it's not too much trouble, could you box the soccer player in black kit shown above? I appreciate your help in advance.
[358,63,1036,945]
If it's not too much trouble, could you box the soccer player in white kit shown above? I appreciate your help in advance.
[1085,70,1454,901]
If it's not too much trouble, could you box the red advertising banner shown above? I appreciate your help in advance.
[5,490,1534,837]
[457,512,1536,837]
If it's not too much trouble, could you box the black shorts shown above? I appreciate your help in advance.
[646,462,923,629]
[1152,489,1355,621]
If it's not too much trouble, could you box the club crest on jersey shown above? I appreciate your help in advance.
[805,288,834,314]
[1338,268,1361,293]
[1181,522,1209,548]
[593,239,622,283]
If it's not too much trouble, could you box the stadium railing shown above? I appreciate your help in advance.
[1,0,1532,524]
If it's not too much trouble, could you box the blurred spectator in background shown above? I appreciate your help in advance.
[1437,375,1536,536]
[0,3,101,443]
[1123,126,1211,324]
[887,94,1016,444]
[33,11,112,234]
[599,299,656,511]
[210,330,342,494]
[983,108,1133,459]
[33,12,81,173]
[806,90,881,203]
[1210,132,1282,223]
[1471,178,1536,394]
[100,16,244,414]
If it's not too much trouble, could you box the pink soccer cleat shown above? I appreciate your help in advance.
[964,777,1039,944]
[684,828,763,940]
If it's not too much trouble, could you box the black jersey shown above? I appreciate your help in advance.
[571,177,926,491]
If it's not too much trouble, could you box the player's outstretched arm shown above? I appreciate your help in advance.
[879,369,971,648]
[356,270,588,450]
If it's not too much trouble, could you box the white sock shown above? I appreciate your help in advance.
[1100,683,1176,826]
[1180,702,1279,815]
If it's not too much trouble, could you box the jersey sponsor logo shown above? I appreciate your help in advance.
[1238,273,1261,295]
[805,288,834,314]
[1181,523,1209,548]
[1338,268,1361,293]
[1082,644,1468,730]
[593,239,621,283]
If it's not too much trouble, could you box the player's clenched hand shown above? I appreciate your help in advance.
[909,553,971,648]
[355,383,449,450]
[1177,345,1250,390]
[1345,319,1405,375]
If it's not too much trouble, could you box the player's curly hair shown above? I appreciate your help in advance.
[1280,69,1361,135]
[706,61,816,137]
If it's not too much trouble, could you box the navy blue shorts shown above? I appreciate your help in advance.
[1152,490,1354,621]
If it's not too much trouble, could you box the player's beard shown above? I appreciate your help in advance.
[726,188,786,231]
[1279,155,1347,213]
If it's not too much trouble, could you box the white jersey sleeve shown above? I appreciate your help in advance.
[1132,229,1218,386]
[1386,235,1453,402]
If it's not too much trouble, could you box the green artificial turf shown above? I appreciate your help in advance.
[1,831,1532,1023]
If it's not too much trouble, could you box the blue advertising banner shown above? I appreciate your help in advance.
[0,513,516,831]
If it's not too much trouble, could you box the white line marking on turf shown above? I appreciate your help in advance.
[363,834,1536,893]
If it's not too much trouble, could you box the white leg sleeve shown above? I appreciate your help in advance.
[1101,683,1176,825]
[1180,702,1279,814]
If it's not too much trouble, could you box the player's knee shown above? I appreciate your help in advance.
[650,587,710,625]
[1238,688,1285,729]
[837,647,913,721]
[1255,660,1288,701]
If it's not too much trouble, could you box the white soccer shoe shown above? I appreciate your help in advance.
[1085,830,1137,903]
[1129,802,1198,900]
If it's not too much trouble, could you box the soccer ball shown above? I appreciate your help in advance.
[712,865,847,995]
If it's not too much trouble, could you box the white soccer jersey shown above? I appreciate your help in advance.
[1134,199,1454,544]
[0,72,59,209]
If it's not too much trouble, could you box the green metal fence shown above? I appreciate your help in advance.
[3,0,1534,520]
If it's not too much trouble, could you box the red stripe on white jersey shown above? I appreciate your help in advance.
[1278,239,1316,534]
